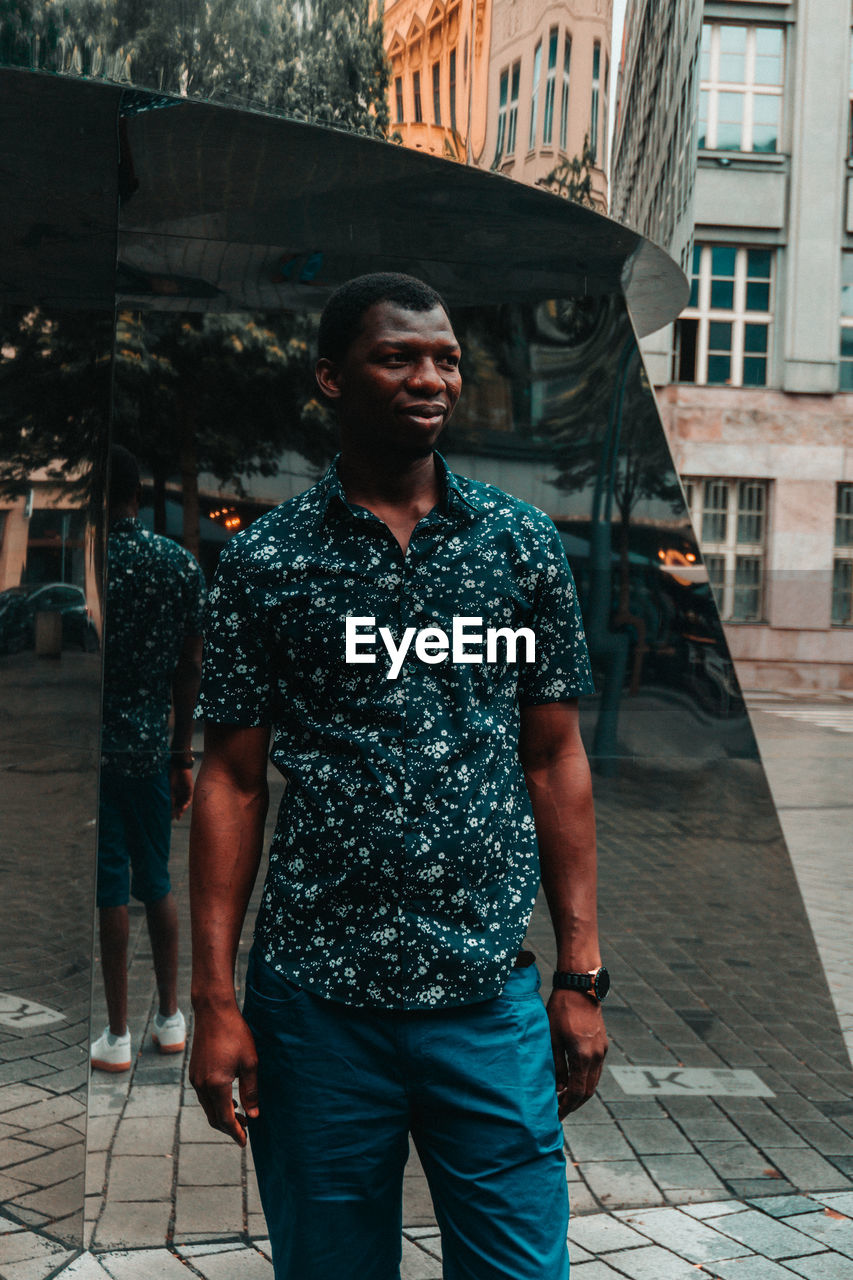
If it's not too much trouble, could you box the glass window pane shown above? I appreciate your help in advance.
[716,92,744,149]
[842,256,853,315]
[708,320,733,349]
[711,245,736,276]
[738,482,765,543]
[706,554,726,598]
[744,323,768,353]
[742,357,767,387]
[832,559,853,624]
[752,94,779,152]
[711,280,734,309]
[841,358,853,390]
[746,281,770,310]
[733,556,762,620]
[836,484,853,547]
[718,26,747,82]
[698,90,709,148]
[754,27,784,85]
[689,278,700,308]
[748,248,772,278]
[701,23,712,81]
[841,328,853,357]
[707,354,732,383]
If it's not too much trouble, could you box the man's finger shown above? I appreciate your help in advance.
[198,1084,248,1146]
[239,1059,260,1121]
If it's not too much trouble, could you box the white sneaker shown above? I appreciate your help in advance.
[90,1026,131,1072]
[152,1009,186,1054]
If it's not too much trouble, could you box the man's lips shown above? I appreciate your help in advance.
[397,403,446,423]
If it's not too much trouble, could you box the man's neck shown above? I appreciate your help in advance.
[337,450,440,516]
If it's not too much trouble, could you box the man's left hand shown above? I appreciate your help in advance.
[170,764,194,820]
[546,988,608,1118]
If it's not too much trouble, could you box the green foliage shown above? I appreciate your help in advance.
[0,307,113,503]
[0,0,391,137]
[543,132,597,208]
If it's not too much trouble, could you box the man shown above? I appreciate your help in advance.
[189,274,608,1279]
[90,445,205,1072]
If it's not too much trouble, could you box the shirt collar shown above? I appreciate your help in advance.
[317,451,482,528]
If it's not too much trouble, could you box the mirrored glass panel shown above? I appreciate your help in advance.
[0,69,115,1273]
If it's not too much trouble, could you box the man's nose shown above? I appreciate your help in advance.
[406,359,445,391]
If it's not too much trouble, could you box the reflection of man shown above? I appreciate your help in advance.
[90,446,205,1072]
[189,274,608,1278]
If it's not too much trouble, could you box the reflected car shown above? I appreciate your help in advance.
[23,583,99,651]
[0,588,31,654]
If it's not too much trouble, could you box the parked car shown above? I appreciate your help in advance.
[22,583,99,651]
[0,588,31,654]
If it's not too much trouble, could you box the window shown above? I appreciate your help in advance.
[432,62,441,125]
[449,48,457,132]
[494,68,508,165]
[675,244,773,387]
[542,27,558,146]
[529,41,542,149]
[507,61,520,154]
[395,76,404,124]
[590,41,601,163]
[684,479,768,621]
[412,71,423,123]
[602,52,609,171]
[559,34,571,152]
[833,483,853,624]
[698,23,784,153]
[840,253,853,389]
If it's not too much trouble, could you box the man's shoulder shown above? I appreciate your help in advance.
[144,529,203,578]
[450,470,557,537]
[220,481,324,565]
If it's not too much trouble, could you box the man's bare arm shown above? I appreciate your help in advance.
[170,634,202,819]
[519,699,608,1117]
[189,722,271,1145]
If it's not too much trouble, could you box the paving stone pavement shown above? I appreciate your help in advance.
[2,690,852,1278]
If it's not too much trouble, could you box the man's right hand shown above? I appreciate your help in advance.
[189,1006,259,1146]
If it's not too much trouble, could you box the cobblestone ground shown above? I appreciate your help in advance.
[2,686,852,1278]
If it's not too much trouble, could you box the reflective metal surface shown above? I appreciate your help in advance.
[0,299,111,1253]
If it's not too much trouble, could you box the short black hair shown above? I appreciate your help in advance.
[318,272,449,363]
[109,444,140,507]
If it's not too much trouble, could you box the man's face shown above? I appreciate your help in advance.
[317,301,462,458]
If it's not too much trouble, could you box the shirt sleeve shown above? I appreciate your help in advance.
[517,516,595,706]
[195,539,275,725]
[181,551,207,637]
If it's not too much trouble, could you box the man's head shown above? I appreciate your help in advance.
[316,273,462,460]
[109,444,141,518]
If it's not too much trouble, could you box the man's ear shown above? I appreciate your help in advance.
[315,358,342,401]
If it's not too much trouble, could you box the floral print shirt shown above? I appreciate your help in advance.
[197,453,594,1009]
[101,518,206,776]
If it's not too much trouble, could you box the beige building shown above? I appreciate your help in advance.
[381,0,492,161]
[483,0,611,208]
[380,0,611,209]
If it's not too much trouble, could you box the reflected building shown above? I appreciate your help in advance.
[613,0,853,692]
[380,0,611,209]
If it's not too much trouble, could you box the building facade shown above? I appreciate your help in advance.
[612,0,853,691]
[380,0,611,208]
[381,0,492,160]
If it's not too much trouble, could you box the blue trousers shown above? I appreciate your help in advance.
[244,948,570,1280]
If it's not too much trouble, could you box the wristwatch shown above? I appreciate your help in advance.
[552,965,610,1003]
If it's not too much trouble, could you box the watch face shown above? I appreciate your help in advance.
[593,966,611,1001]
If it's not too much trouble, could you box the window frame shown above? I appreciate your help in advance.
[675,244,774,388]
[590,41,601,164]
[698,22,785,154]
[559,33,572,153]
[833,482,853,625]
[529,40,542,151]
[542,26,559,147]
[684,477,769,622]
